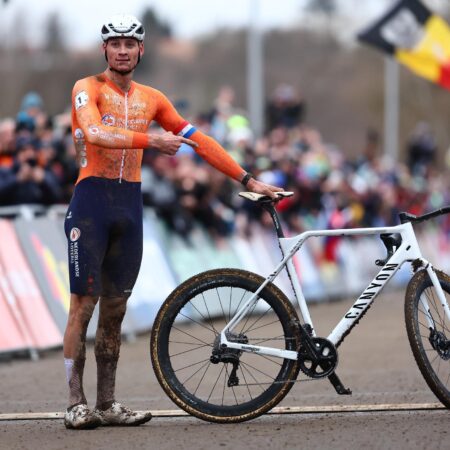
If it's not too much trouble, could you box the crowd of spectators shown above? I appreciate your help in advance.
[0,93,77,207]
[1,86,449,242]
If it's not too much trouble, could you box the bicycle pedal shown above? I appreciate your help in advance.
[328,372,352,395]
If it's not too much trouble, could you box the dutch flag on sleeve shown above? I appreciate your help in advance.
[175,121,197,139]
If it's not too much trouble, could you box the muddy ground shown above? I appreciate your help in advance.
[0,290,448,449]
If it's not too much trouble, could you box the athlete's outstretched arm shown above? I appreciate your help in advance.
[153,90,283,198]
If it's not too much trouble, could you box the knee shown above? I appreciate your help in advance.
[99,296,128,322]
[68,295,98,328]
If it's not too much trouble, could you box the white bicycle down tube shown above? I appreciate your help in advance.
[327,242,412,346]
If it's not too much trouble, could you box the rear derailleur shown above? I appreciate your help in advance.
[210,332,248,387]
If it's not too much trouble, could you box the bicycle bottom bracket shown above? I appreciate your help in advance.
[298,337,338,379]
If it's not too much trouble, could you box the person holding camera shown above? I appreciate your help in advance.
[0,136,62,206]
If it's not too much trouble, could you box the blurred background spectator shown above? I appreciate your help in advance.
[407,122,437,177]
[1,87,449,242]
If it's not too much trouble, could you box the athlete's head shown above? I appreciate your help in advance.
[101,14,145,75]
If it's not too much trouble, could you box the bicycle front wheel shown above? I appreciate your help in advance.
[405,269,450,407]
[151,268,301,423]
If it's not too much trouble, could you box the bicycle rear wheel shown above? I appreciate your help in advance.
[151,268,301,423]
[405,269,450,407]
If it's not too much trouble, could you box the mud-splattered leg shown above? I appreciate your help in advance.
[94,296,128,411]
[63,294,98,407]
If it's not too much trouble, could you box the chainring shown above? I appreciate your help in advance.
[298,337,338,379]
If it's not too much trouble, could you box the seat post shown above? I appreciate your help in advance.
[261,203,285,238]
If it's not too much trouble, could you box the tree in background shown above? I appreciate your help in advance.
[44,13,66,54]
[305,0,336,15]
[137,7,172,74]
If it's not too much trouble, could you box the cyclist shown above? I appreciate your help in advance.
[63,14,283,429]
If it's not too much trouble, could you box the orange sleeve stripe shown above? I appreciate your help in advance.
[190,130,244,181]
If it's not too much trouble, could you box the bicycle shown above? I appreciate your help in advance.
[151,191,450,423]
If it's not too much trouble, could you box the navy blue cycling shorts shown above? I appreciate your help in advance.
[64,177,143,297]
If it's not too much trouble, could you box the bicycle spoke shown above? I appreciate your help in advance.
[193,361,212,396]
[171,325,214,348]
[207,364,225,403]
[169,339,210,347]
[249,334,287,347]
[232,289,248,320]
[239,359,277,381]
[228,287,233,323]
[246,319,284,335]
[189,298,219,334]
[252,353,283,367]
[240,363,270,393]
[179,359,211,385]
[169,343,211,358]
[241,306,272,335]
[237,297,261,335]
[177,312,219,335]
[224,364,239,406]
[201,292,219,335]
[174,357,211,374]
[239,365,253,400]
[216,288,228,323]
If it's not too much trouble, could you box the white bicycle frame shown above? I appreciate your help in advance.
[220,221,450,361]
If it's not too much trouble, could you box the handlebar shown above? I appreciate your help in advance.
[399,206,450,224]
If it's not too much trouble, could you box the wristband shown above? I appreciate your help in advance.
[241,172,254,187]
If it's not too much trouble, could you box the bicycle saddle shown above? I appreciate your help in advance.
[238,191,294,202]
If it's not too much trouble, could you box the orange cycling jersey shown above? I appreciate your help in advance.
[71,72,244,184]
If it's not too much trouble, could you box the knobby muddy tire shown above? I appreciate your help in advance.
[405,269,450,408]
[151,268,301,423]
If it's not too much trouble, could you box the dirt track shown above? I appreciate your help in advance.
[1,290,449,449]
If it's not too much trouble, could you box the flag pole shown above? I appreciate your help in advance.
[247,0,264,139]
[384,56,399,162]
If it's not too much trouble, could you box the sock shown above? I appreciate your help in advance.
[64,358,74,384]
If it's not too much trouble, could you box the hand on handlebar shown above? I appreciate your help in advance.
[246,178,284,200]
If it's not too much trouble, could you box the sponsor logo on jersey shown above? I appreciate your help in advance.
[75,91,89,110]
[70,227,81,242]
[101,114,116,126]
[66,211,72,219]
[88,126,99,135]
[69,241,80,277]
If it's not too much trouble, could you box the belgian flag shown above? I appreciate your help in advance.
[358,0,450,90]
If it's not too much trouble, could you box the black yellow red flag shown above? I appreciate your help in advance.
[358,0,450,90]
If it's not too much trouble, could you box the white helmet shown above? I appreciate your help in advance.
[101,14,145,42]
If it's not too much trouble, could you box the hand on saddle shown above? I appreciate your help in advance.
[246,177,284,201]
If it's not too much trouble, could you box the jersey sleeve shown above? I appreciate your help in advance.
[72,79,150,149]
[154,91,245,181]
